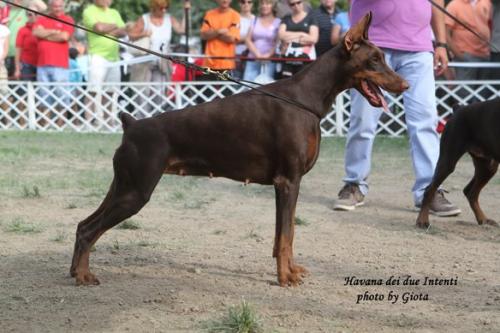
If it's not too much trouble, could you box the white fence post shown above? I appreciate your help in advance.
[175,83,183,110]
[27,82,37,130]
[335,93,345,136]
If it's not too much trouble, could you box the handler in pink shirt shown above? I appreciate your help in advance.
[333,0,461,217]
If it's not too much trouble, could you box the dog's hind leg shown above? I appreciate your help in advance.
[70,179,115,277]
[273,175,307,287]
[71,143,166,285]
[416,125,466,228]
[463,156,498,226]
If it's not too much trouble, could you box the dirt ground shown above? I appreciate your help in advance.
[1,133,500,332]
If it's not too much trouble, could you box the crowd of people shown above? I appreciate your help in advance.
[2,0,498,88]
[1,1,500,88]
[199,0,350,81]
[0,0,352,90]
[0,0,498,120]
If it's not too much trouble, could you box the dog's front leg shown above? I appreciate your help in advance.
[273,176,307,287]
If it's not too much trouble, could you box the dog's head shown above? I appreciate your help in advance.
[342,12,409,111]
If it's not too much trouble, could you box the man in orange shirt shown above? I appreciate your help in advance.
[200,0,240,79]
[446,0,492,80]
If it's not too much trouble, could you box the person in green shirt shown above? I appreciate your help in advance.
[82,0,126,127]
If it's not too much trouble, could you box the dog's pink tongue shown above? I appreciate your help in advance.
[379,92,389,113]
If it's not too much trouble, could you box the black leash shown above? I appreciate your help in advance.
[1,0,320,118]
[428,0,500,53]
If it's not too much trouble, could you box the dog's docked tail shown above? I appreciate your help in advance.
[119,112,137,132]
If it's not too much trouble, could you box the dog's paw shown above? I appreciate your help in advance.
[278,264,308,287]
[483,219,498,227]
[290,264,308,276]
[416,220,430,229]
[278,272,304,287]
[75,272,100,286]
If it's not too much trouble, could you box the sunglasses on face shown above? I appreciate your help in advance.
[240,0,252,4]
[289,1,302,7]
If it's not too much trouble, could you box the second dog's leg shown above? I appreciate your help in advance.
[273,176,307,287]
[463,156,498,226]
[416,124,466,228]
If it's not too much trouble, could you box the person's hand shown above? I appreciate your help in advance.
[262,51,274,59]
[183,0,191,9]
[14,68,20,79]
[434,46,448,76]
[217,28,229,36]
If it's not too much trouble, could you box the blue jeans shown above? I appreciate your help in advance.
[243,60,276,81]
[20,62,37,81]
[37,66,70,107]
[343,50,439,205]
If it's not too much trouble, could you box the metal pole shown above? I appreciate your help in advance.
[184,1,191,81]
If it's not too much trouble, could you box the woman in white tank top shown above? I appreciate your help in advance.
[127,0,188,116]
[128,0,186,82]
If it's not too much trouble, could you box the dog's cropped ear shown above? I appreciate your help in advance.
[119,112,137,131]
[344,11,372,52]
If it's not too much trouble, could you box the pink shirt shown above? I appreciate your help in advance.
[249,18,281,58]
[350,0,433,52]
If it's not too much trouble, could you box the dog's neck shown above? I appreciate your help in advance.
[289,45,351,119]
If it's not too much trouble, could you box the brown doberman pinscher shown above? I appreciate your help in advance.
[71,13,408,287]
[416,98,500,229]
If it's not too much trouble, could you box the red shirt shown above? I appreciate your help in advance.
[34,14,74,68]
[16,23,38,66]
[171,58,204,82]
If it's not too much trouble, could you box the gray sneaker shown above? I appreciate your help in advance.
[333,183,365,211]
[416,189,461,217]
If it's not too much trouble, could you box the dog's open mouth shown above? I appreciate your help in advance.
[360,79,389,112]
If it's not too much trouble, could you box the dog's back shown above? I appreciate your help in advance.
[444,98,500,161]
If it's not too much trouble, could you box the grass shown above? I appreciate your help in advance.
[169,190,185,201]
[203,300,264,333]
[184,198,213,209]
[246,230,264,242]
[136,240,154,247]
[4,218,43,234]
[22,185,41,198]
[294,216,309,226]
[117,219,141,230]
[0,132,413,200]
[66,202,78,209]
[0,131,119,198]
[51,231,67,242]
